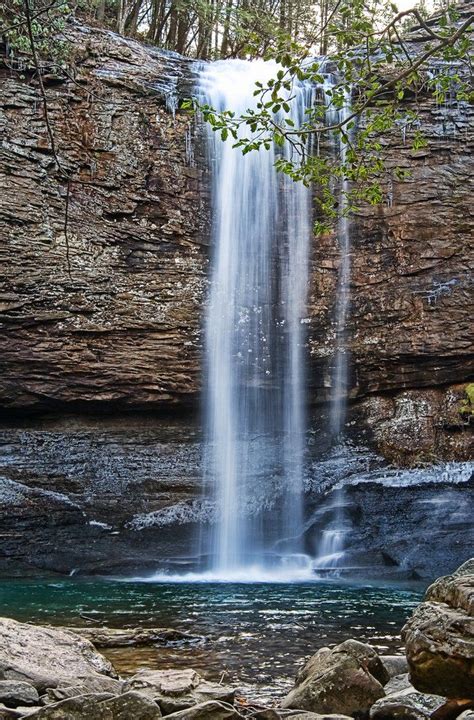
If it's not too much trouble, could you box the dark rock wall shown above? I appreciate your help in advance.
[0,415,203,576]
[1,24,208,410]
[0,413,471,578]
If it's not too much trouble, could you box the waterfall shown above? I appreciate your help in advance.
[328,85,353,438]
[199,60,313,576]
[315,79,353,573]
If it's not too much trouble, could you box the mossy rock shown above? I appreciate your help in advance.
[459,383,474,418]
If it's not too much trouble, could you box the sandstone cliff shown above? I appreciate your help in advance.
[1,18,472,464]
[1,23,208,410]
[0,18,472,578]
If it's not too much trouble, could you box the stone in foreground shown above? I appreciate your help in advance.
[369,689,447,720]
[402,559,474,699]
[164,701,241,720]
[124,669,234,715]
[0,704,41,719]
[379,656,409,680]
[278,713,353,720]
[281,640,388,716]
[0,681,39,708]
[0,618,119,694]
[383,674,413,696]
[26,691,162,719]
[65,626,205,648]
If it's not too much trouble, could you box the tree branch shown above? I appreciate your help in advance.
[23,0,73,278]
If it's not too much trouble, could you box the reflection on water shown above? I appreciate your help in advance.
[0,579,422,700]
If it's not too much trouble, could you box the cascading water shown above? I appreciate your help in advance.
[199,60,313,577]
[329,86,353,439]
[315,79,353,573]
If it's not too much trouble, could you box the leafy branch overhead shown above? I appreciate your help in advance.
[184,0,473,231]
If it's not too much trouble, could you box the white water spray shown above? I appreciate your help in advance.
[199,60,313,575]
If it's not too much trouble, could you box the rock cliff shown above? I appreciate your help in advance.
[1,22,208,410]
[0,17,472,577]
[1,18,473,431]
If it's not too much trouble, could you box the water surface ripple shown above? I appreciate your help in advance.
[0,579,422,700]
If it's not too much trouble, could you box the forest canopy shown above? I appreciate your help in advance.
[1,0,471,59]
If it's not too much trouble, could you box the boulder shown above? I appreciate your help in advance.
[0,681,39,708]
[383,675,413,695]
[369,689,446,720]
[278,714,353,720]
[26,691,162,719]
[164,701,241,720]
[42,685,106,705]
[402,559,474,698]
[124,669,234,715]
[379,657,409,680]
[281,640,387,716]
[0,618,120,694]
[425,559,474,615]
[0,705,41,719]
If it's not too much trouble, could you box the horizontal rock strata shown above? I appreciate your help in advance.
[402,559,474,698]
[1,19,472,425]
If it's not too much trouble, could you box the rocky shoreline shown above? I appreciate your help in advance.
[0,560,472,720]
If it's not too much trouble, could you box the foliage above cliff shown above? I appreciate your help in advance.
[1,0,472,232]
[189,0,473,229]
[1,0,374,59]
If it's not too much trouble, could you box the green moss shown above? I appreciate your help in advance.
[459,383,474,417]
[465,383,474,405]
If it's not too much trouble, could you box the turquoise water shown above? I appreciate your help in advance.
[0,578,422,698]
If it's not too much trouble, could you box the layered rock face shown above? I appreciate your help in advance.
[0,19,473,578]
[402,559,474,698]
[0,412,471,577]
[1,18,473,435]
[1,23,208,411]
[308,39,473,460]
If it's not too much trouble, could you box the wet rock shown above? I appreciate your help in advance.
[164,701,241,720]
[384,675,413,695]
[0,618,120,694]
[281,640,388,715]
[369,689,447,720]
[279,713,354,720]
[0,681,39,708]
[124,669,235,715]
[0,705,41,719]
[356,386,473,466]
[65,626,206,648]
[402,559,474,698]
[26,691,161,719]
[379,656,409,680]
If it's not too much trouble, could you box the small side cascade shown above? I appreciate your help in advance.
[316,528,346,569]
